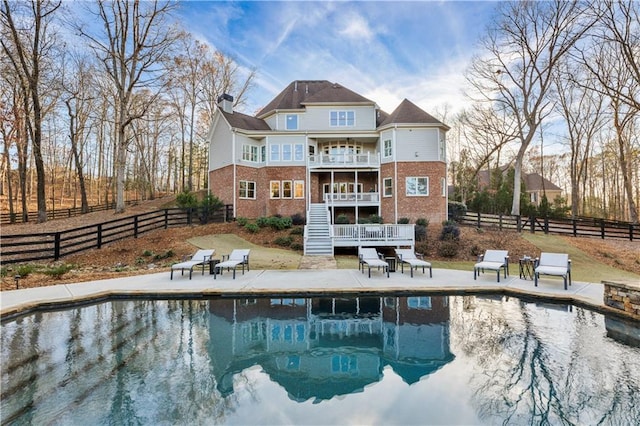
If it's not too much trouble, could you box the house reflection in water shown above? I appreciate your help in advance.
[207,296,454,402]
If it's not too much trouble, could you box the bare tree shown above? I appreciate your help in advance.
[466,1,594,215]
[1,0,61,222]
[78,0,180,213]
[553,61,606,218]
[577,0,639,223]
[60,53,97,213]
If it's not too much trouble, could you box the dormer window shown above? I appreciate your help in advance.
[330,110,355,127]
[286,114,298,130]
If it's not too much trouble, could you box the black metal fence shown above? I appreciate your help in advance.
[458,211,639,241]
[0,205,233,266]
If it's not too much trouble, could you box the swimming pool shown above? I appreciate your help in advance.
[2,295,639,425]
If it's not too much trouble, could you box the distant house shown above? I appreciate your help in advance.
[476,168,562,206]
[207,80,449,254]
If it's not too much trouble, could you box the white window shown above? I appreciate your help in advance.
[270,144,280,161]
[441,178,446,197]
[439,138,445,160]
[239,181,256,199]
[286,114,298,130]
[282,181,292,198]
[294,180,304,199]
[407,297,432,310]
[406,177,429,196]
[383,139,392,157]
[383,178,393,197]
[330,110,355,127]
[261,145,266,162]
[282,144,292,161]
[294,143,304,161]
[242,145,259,162]
[270,181,281,199]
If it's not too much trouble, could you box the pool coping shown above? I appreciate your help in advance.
[1,268,638,322]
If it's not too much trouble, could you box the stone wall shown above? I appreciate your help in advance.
[603,279,640,319]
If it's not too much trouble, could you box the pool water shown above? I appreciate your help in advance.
[2,295,639,425]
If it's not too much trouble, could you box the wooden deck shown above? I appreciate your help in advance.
[332,224,415,248]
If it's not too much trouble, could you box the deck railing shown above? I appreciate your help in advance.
[324,192,380,203]
[332,224,415,247]
[308,153,380,168]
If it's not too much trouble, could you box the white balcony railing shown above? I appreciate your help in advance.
[324,192,379,204]
[332,224,415,248]
[308,153,380,168]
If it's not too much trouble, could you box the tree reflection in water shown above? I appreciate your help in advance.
[1,296,639,425]
[452,296,640,424]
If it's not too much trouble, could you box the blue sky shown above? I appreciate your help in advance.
[176,1,498,116]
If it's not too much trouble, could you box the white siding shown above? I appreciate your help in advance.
[267,135,307,166]
[236,136,266,168]
[209,115,234,170]
[395,128,440,162]
[379,129,394,165]
[299,105,377,131]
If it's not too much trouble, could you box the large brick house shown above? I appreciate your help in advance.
[208,80,449,254]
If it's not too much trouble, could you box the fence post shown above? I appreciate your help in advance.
[164,209,169,229]
[476,212,481,228]
[134,215,139,238]
[97,224,102,249]
[516,215,521,232]
[54,232,61,260]
[188,208,193,225]
[530,214,535,233]
[544,216,549,234]
[600,219,605,239]
[573,219,577,237]
[630,224,634,241]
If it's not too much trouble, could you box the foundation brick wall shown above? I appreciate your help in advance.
[603,279,640,319]
[396,162,446,224]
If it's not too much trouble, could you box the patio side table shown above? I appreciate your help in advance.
[519,257,535,280]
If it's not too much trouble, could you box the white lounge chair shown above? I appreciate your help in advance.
[474,250,509,282]
[170,249,215,279]
[534,252,571,290]
[213,249,250,279]
[395,249,432,278]
[359,247,389,278]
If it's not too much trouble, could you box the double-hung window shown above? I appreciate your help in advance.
[330,110,355,127]
[239,181,256,199]
[406,177,429,196]
[282,144,292,161]
[383,139,392,157]
[383,178,393,197]
[242,145,258,162]
[294,143,304,161]
[294,180,304,198]
[282,181,292,198]
[270,144,280,162]
[270,181,281,199]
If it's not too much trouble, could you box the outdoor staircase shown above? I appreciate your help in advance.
[304,203,333,256]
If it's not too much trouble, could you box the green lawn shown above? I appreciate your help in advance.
[187,232,639,283]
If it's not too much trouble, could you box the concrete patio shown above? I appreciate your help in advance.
[0,266,619,320]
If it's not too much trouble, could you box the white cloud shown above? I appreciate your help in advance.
[337,13,375,41]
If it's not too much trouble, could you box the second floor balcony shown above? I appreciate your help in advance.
[308,152,380,169]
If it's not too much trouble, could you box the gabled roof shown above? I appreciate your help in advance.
[477,167,562,192]
[379,99,445,127]
[523,172,562,192]
[257,80,374,117]
[220,110,270,131]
